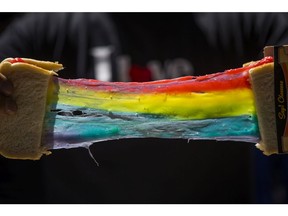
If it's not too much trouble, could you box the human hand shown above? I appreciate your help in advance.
[0,73,17,114]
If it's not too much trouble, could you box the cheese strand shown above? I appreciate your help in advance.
[42,57,273,149]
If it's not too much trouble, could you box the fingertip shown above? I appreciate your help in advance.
[0,79,14,96]
[5,98,18,115]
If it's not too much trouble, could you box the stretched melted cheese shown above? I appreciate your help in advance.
[43,58,274,151]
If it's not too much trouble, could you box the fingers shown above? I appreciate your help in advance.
[0,73,14,96]
[5,96,18,114]
[0,94,18,115]
[0,73,17,115]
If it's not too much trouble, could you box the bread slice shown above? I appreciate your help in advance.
[249,62,280,155]
[0,58,62,160]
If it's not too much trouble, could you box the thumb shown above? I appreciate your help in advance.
[0,94,17,115]
[0,73,14,96]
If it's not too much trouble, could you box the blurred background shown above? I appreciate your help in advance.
[0,12,288,204]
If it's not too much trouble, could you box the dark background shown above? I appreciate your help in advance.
[0,13,288,204]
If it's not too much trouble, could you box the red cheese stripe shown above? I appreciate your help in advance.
[7,58,25,64]
[59,56,273,94]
